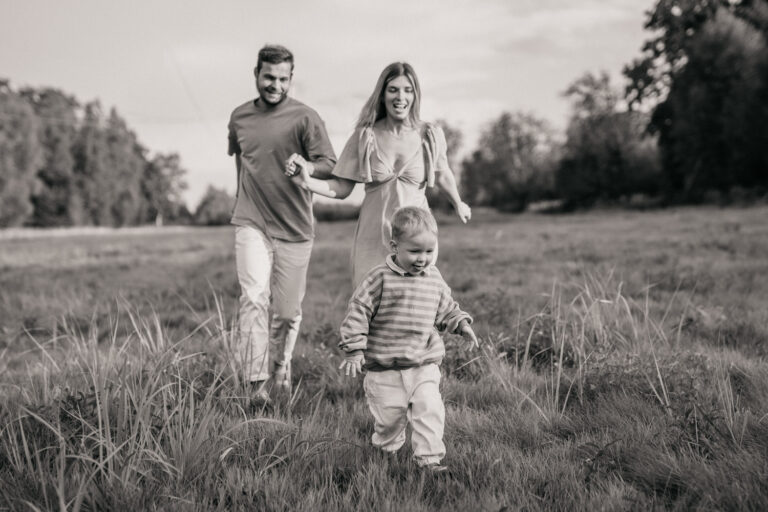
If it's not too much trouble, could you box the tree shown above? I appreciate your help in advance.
[556,72,661,208]
[461,112,559,212]
[194,186,234,225]
[623,0,765,108]
[141,152,188,225]
[0,81,42,227]
[653,9,768,199]
[624,1,768,201]
[1,81,192,228]
[426,119,463,212]
[105,108,145,226]
[71,101,111,225]
[20,87,79,226]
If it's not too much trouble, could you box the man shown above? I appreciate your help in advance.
[227,44,336,401]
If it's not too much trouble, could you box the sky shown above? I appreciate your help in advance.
[0,0,651,208]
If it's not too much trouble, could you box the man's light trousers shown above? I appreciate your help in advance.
[235,225,312,382]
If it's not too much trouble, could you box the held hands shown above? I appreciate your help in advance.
[284,153,313,190]
[459,320,479,350]
[455,201,472,224]
[338,353,365,378]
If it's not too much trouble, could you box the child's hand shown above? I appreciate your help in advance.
[459,321,478,350]
[338,353,365,378]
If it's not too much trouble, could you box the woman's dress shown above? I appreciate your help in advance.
[332,123,450,287]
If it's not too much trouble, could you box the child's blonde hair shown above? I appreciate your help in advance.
[391,206,437,241]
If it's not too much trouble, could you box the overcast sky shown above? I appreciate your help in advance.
[1,0,650,207]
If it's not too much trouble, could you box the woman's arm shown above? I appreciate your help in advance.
[286,154,356,199]
[435,169,471,223]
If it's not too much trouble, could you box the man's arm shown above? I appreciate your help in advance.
[228,116,242,203]
[234,154,242,203]
[301,113,337,179]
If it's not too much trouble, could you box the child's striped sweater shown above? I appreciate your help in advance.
[339,255,472,371]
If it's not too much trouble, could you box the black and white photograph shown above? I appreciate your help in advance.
[1,0,767,509]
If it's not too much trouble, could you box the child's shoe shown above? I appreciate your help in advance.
[272,361,291,390]
[416,458,448,473]
[423,463,448,473]
[249,380,272,406]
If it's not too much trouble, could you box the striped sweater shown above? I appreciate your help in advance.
[339,255,472,371]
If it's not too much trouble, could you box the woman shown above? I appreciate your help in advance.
[286,62,471,287]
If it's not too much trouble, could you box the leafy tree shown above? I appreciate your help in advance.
[72,101,110,225]
[461,112,559,212]
[194,186,234,225]
[625,0,768,201]
[2,82,190,227]
[653,9,768,198]
[105,108,145,226]
[623,0,765,108]
[141,152,188,225]
[20,87,79,226]
[556,72,661,208]
[0,81,42,227]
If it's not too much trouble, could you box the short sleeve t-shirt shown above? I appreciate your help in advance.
[227,97,336,241]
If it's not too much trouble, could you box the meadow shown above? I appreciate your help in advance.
[1,205,767,511]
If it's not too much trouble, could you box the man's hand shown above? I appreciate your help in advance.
[459,320,478,350]
[455,201,471,224]
[285,153,314,178]
[338,353,365,378]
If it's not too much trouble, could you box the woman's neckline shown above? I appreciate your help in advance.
[374,119,423,138]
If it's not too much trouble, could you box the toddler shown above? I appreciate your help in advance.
[338,206,477,471]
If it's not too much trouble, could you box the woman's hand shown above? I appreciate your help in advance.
[455,201,472,223]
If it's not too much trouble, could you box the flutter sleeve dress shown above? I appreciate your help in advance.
[332,122,451,287]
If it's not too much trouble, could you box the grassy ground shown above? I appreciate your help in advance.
[1,206,767,510]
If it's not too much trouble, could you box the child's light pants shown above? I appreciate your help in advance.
[363,363,446,465]
[235,225,312,382]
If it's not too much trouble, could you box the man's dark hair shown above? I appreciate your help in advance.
[256,45,294,74]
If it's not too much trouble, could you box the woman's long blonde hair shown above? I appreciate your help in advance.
[356,62,422,129]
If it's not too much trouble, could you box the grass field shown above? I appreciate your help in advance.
[1,206,768,510]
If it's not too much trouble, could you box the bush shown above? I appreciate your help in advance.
[193,186,234,226]
[313,201,359,222]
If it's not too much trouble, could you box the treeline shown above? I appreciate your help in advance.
[462,0,768,211]
[0,81,189,228]
[4,0,767,228]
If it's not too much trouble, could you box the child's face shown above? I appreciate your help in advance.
[390,229,437,275]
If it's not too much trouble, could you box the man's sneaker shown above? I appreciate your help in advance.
[273,362,291,390]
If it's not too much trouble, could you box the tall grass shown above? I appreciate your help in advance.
[2,207,768,509]
[3,271,766,510]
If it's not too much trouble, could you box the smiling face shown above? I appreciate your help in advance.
[390,229,437,275]
[255,61,292,106]
[383,75,415,122]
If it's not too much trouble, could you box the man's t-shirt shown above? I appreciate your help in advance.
[227,97,336,241]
